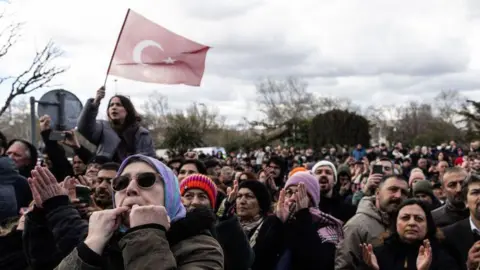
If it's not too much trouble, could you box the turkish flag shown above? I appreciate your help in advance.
[106,9,210,86]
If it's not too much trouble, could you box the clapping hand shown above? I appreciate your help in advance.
[416,239,432,270]
[28,166,65,207]
[226,180,238,203]
[361,243,379,270]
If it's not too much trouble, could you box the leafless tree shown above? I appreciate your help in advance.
[433,89,467,124]
[255,77,320,126]
[0,12,67,118]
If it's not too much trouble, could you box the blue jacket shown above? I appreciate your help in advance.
[0,157,32,222]
[352,148,366,161]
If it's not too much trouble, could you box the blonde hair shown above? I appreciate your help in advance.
[0,217,19,236]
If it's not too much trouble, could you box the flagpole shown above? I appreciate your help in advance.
[103,8,131,87]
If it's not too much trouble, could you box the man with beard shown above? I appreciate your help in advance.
[312,160,355,223]
[92,162,119,209]
[443,174,480,270]
[352,158,393,206]
[335,174,408,270]
[431,167,469,227]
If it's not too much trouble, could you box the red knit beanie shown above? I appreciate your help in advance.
[179,174,217,208]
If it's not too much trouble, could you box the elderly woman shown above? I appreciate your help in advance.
[23,154,223,270]
[223,180,284,270]
[276,171,343,270]
[361,199,457,270]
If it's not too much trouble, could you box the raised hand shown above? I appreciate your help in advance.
[28,166,65,207]
[226,180,238,203]
[361,243,379,270]
[295,183,309,211]
[61,130,80,149]
[275,189,289,223]
[84,207,129,254]
[129,204,170,230]
[93,86,106,106]
[416,239,432,270]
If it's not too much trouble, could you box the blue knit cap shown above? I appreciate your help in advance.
[113,154,186,226]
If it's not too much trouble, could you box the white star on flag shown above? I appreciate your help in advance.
[162,57,176,64]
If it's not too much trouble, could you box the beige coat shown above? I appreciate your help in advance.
[334,196,389,270]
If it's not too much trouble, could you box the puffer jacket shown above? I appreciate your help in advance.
[54,208,224,270]
[0,157,31,222]
[77,99,155,160]
[335,196,390,270]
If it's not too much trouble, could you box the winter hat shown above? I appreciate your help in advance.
[116,154,186,222]
[180,174,217,209]
[238,180,271,216]
[288,167,308,177]
[312,160,338,184]
[285,171,321,206]
[412,180,434,199]
[408,169,426,187]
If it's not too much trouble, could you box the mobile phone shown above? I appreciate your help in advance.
[372,165,384,175]
[75,185,92,205]
[49,131,66,141]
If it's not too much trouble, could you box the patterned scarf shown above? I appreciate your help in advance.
[309,207,344,245]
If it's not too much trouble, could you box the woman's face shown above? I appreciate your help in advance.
[236,188,260,219]
[396,204,428,243]
[438,152,444,161]
[258,171,267,183]
[108,97,127,124]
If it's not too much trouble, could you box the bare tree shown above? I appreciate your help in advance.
[255,77,320,126]
[0,12,67,118]
[433,89,467,124]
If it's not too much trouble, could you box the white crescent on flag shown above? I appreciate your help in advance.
[132,40,164,64]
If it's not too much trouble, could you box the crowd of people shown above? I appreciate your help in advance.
[1,86,480,269]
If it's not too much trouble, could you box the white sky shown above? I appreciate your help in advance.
[0,0,479,124]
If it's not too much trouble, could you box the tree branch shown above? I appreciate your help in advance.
[0,40,68,118]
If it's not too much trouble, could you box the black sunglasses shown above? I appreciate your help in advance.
[112,172,160,192]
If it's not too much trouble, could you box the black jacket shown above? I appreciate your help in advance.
[371,234,458,270]
[442,218,474,270]
[23,196,88,270]
[0,225,29,270]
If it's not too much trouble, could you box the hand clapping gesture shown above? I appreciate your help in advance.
[28,166,65,207]
[361,243,379,270]
[416,239,432,270]
[226,180,238,203]
[275,189,289,223]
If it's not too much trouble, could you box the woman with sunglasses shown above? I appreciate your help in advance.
[55,154,224,270]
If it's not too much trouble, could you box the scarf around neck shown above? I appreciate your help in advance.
[309,207,344,245]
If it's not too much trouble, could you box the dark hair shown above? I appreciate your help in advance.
[462,174,480,201]
[240,171,257,181]
[379,174,407,189]
[180,159,207,175]
[107,95,138,128]
[390,199,437,240]
[204,159,220,169]
[88,156,110,165]
[100,162,120,172]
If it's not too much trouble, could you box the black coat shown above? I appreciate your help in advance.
[319,195,356,224]
[371,234,458,270]
[442,218,475,270]
[23,195,88,270]
[0,226,29,270]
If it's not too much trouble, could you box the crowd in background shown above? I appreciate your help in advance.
[1,86,480,269]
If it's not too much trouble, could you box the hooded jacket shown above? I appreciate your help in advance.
[335,196,390,270]
[0,156,31,222]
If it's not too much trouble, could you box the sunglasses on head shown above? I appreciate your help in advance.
[112,172,161,192]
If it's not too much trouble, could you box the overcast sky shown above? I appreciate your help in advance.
[0,0,479,124]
